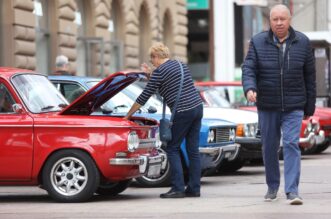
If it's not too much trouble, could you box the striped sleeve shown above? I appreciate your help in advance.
[136,70,162,106]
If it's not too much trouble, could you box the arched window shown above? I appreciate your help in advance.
[163,10,174,55]
[109,0,124,73]
[138,3,152,64]
[34,0,51,74]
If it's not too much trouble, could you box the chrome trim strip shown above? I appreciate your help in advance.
[199,146,223,155]
[0,125,32,128]
[109,154,163,166]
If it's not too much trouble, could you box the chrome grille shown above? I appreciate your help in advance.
[215,128,230,143]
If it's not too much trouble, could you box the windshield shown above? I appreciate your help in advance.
[12,74,68,113]
[203,89,231,108]
[213,86,250,107]
[199,86,250,108]
[87,81,168,114]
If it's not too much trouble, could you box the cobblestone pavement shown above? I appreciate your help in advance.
[0,148,331,219]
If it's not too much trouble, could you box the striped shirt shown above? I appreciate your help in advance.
[136,59,202,112]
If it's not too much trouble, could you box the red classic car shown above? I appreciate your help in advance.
[0,67,163,202]
[195,81,326,153]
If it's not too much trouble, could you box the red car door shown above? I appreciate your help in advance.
[0,82,34,181]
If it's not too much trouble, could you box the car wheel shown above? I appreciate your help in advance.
[96,180,131,196]
[42,149,100,202]
[300,144,319,155]
[135,147,171,187]
[314,140,330,154]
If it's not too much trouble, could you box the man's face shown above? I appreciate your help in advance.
[270,8,291,40]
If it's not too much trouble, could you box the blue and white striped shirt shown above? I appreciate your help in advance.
[136,60,202,112]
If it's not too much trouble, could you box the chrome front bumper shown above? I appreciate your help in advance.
[299,132,316,147]
[109,154,164,176]
[315,130,325,145]
[222,143,241,161]
[199,143,240,162]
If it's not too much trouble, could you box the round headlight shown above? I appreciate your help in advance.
[127,131,140,152]
[208,129,215,143]
[243,124,249,137]
[229,128,236,141]
[249,124,256,137]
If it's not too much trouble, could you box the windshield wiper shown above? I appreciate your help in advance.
[114,104,128,109]
[58,103,68,108]
[41,105,55,111]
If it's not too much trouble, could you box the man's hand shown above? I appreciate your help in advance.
[246,90,257,102]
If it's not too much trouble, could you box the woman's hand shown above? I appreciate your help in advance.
[141,63,152,79]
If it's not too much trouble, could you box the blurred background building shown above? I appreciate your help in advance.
[0,0,188,76]
[0,0,330,83]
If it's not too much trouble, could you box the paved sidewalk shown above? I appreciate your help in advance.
[0,148,330,219]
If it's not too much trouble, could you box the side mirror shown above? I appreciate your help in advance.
[12,103,24,114]
[148,106,157,113]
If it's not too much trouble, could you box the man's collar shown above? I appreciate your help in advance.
[273,33,289,45]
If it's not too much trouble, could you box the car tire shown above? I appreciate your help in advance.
[42,149,100,202]
[301,144,319,155]
[96,180,131,196]
[314,140,330,154]
[217,158,245,173]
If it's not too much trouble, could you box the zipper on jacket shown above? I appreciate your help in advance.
[279,44,284,111]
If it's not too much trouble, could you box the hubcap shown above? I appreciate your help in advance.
[50,157,88,196]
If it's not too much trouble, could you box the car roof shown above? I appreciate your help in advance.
[0,67,35,80]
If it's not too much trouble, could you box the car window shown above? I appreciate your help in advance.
[0,83,16,113]
[52,82,86,103]
[12,74,68,113]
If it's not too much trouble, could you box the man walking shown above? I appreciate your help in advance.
[242,4,316,205]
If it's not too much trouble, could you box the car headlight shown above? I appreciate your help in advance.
[229,128,236,141]
[127,131,140,152]
[243,123,257,137]
[208,129,216,143]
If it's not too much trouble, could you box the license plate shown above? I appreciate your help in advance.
[147,164,161,177]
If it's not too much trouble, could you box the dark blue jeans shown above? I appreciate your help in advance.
[258,110,303,195]
[166,104,203,193]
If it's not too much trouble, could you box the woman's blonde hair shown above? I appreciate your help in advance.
[149,42,170,59]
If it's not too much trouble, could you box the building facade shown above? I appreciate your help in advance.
[0,0,188,76]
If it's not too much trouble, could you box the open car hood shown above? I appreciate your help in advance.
[60,71,146,115]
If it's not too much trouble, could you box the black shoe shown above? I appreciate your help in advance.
[185,191,200,197]
[160,190,185,198]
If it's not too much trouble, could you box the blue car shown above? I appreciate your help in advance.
[49,75,239,187]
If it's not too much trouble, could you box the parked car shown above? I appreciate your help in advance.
[0,67,164,202]
[195,81,325,154]
[49,75,240,187]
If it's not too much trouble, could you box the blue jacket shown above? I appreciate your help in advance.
[242,27,316,116]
